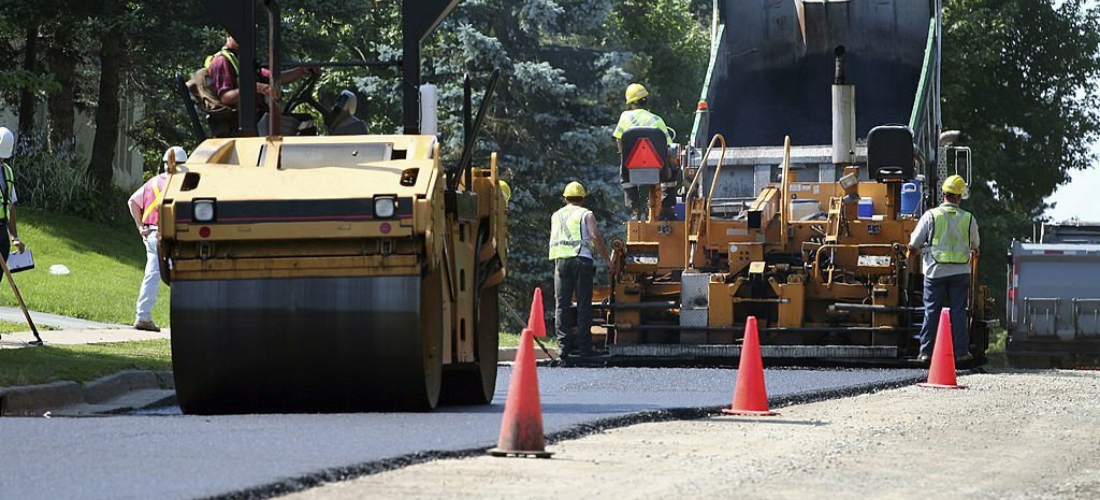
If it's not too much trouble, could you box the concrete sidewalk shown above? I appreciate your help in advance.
[0,306,128,330]
[0,328,170,349]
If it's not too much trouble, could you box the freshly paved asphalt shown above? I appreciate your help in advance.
[1,367,923,500]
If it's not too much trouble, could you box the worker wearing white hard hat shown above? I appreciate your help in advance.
[127,146,188,331]
[907,174,981,363]
[549,181,610,358]
[0,127,27,270]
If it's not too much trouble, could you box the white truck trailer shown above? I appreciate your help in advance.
[1006,222,1100,367]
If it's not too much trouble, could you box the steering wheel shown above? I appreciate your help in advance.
[284,70,322,115]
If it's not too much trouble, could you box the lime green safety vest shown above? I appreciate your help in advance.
[0,163,14,221]
[204,48,240,74]
[549,204,591,260]
[613,108,671,141]
[930,205,973,264]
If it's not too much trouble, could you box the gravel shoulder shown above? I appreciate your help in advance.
[280,370,1100,500]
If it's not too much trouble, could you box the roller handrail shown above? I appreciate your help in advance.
[779,135,792,252]
[683,134,727,270]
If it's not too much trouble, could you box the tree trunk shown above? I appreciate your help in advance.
[88,24,124,195]
[17,24,39,146]
[46,42,77,154]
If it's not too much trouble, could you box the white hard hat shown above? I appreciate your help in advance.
[163,146,188,164]
[0,127,14,159]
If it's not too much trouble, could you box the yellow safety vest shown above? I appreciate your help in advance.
[548,204,590,260]
[142,179,166,224]
[204,48,240,74]
[930,205,973,264]
[613,108,671,141]
[0,163,14,221]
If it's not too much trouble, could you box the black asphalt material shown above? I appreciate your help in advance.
[0,367,923,500]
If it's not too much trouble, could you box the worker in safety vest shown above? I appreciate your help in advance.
[612,83,676,220]
[0,127,27,271]
[127,147,187,332]
[549,181,610,358]
[908,174,980,363]
[206,32,318,129]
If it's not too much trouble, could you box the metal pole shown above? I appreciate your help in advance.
[265,0,281,137]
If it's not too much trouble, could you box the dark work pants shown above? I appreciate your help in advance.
[919,273,970,357]
[554,256,594,353]
[624,185,677,219]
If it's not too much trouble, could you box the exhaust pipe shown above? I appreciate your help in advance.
[832,46,856,165]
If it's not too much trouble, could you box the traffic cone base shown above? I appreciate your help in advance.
[488,448,554,458]
[919,307,966,389]
[721,408,779,416]
[916,382,967,390]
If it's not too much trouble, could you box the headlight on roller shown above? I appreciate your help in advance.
[373,196,396,218]
[193,199,216,222]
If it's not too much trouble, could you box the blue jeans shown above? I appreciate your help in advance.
[919,273,970,357]
[554,257,594,353]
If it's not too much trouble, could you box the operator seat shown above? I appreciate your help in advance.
[867,125,915,182]
[620,127,670,186]
[620,126,678,220]
[327,90,368,136]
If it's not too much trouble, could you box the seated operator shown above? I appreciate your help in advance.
[206,32,320,130]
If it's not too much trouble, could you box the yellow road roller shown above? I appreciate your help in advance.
[162,0,507,413]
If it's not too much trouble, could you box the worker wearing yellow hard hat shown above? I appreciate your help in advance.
[613,83,677,221]
[907,173,980,364]
[549,181,610,358]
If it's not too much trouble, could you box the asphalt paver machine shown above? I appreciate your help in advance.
[598,0,992,365]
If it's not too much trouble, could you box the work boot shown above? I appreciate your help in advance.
[916,353,931,363]
[956,353,974,362]
[134,320,161,332]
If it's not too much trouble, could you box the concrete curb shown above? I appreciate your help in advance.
[0,370,173,417]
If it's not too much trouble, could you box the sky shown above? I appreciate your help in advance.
[1042,0,1100,223]
[1043,138,1100,223]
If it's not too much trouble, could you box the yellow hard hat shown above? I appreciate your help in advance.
[625,83,649,104]
[942,174,967,195]
[498,180,512,203]
[563,181,586,198]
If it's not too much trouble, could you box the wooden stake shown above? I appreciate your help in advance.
[0,253,42,345]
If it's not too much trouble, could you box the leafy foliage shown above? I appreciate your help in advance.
[8,133,99,216]
[942,0,1100,313]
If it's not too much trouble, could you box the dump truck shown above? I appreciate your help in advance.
[163,0,507,413]
[1006,221,1100,367]
[597,0,992,364]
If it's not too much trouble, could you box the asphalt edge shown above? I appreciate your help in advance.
[0,370,174,417]
[195,372,931,500]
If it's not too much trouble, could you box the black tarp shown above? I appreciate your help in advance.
[706,0,934,148]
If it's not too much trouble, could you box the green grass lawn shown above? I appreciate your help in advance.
[499,331,558,348]
[0,339,171,387]
[0,209,168,326]
[0,319,56,334]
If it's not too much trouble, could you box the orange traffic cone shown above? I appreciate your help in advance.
[489,327,553,458]
[527,287,548,338]
[722,316,779,416]
[918,308,967,389]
